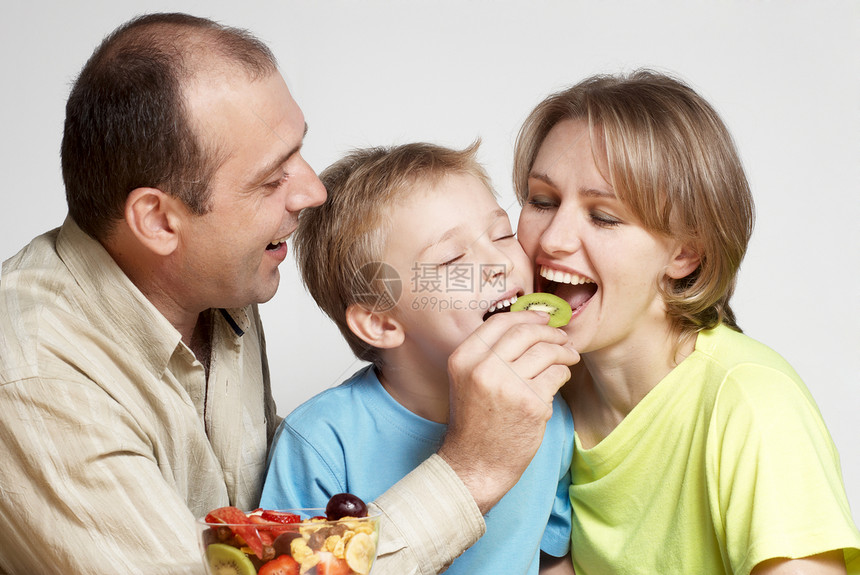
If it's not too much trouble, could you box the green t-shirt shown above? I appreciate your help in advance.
[570,324,860,574]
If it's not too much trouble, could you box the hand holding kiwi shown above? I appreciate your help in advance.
[508,293,572,327]
[444,297,578,514]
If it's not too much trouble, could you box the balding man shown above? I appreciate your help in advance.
[0,13,576,574]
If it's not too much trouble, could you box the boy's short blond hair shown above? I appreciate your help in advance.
[293,141,493,365]
[513,70,754,339]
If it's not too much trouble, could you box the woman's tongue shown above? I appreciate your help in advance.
[547,281,597,312]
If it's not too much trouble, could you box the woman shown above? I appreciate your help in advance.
[514,70,860,574]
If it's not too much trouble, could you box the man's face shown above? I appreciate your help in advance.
[173,70,326,311]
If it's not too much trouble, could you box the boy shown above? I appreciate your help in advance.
[260,142,575,574]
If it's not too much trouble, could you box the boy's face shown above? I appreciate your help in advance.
[382,173,533,366]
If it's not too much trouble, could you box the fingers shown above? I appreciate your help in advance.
[486,321,570,363]
[528,363,574,402]
[450,311,578,391]
[455,310,561,356]
[452,311,570,370]
[441,311,579,513]
[446,323,577,424]
[505,335,579,375]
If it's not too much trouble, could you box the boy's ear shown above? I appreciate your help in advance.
[124,187,182,256]
[346,303,405,350]
[666,241,702,280]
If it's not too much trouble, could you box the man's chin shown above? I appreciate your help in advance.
[257,276,281,305]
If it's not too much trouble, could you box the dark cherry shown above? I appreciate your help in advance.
[272,531,302,556]
[325,493,368,520]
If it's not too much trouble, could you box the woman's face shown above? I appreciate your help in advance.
[516,119,691,357]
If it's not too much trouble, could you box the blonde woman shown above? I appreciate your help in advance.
[514,70,860,574]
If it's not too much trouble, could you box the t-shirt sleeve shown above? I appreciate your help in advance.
[708,365,860,575]
[540,396,575,557]
[259,418,345,511]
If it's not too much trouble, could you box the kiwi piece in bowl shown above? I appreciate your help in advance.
[205,543,256,575]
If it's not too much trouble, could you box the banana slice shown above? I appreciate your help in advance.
[344,532,376,575]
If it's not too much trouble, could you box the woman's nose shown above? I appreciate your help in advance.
[540,211,581,256]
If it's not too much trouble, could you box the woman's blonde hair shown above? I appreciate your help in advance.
[514,70,754,338]
[293,141,492,365]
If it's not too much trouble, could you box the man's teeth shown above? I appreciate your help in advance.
[540,266,593,285]
[267,236,289,249]
[487,295,518,313]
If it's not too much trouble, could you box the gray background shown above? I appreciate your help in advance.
[2,1,858,519]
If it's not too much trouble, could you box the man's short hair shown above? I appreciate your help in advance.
[61,12,278,240]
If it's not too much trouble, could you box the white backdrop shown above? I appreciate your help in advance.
[2,1,858,520]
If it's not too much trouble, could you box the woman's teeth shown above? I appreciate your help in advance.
[540,266,593,285]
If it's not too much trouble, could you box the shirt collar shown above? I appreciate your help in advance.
[55,217,247,375]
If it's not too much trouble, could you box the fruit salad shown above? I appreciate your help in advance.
[198,493,379,575]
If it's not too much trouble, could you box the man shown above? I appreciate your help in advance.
[0,13,577,574]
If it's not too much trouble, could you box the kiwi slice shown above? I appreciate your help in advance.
[205,543,256,575]
[510,293,572,327]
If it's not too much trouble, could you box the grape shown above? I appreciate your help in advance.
[325,493,368,520]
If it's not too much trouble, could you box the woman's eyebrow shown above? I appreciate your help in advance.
[528,172,616,199]
[528,171,556,188]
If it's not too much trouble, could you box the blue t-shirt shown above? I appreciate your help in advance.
[261,365,575,574]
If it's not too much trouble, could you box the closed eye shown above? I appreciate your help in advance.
[440,254,465,266]
[263,172,289,191]
[526,196,558,212]
[591,210,621,228]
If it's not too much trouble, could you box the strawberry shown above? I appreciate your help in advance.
[316,552,351,575]
[204,506,265,560]
[204,506,248,525]
[252,510,302,541]
[258,554,300,575]
[260,510,301,524]
[248,515,277,546]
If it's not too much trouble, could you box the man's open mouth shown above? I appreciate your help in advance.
[266,234,290,250]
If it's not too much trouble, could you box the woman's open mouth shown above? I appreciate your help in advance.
[537,265,597,315]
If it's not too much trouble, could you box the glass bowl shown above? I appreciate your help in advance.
[197,507,380,575]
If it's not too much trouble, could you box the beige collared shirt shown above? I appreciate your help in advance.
[0,218,484,575]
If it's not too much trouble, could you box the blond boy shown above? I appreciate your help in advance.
[261,142,575,574]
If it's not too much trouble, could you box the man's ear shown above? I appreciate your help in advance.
[346,303,405,350]
[666,241,702,280]
[124,187,181,256]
